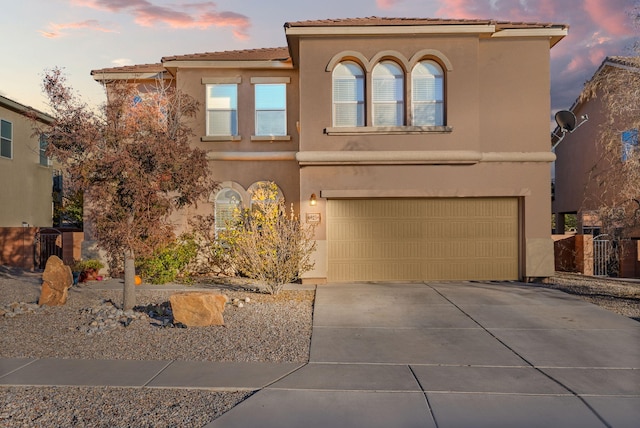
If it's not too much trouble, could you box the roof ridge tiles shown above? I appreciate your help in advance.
[161,47,290,62]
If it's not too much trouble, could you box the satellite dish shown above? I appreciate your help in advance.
[555,110,577,132]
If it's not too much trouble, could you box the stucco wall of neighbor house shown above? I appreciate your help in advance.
[0,106,53,228]
[552,92,611,230]
[293,33,555,280]
[0,227,38,269]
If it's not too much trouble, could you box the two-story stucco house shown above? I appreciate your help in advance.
[92,17,567,283]
[0,94,55,227]
[553,57,640,237]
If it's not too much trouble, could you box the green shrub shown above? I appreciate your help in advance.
[71,259,104,273]
[137,238,198,284]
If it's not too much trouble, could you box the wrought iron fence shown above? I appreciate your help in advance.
[593,234,610,276]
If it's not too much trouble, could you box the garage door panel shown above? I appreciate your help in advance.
[328,198,519,282]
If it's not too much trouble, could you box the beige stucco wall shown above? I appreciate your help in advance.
[0,106,53,227]
[170,67,301,228]
[294,33,555,280]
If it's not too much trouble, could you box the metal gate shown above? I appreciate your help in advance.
[593,234,610,276]
[34,228,63,269]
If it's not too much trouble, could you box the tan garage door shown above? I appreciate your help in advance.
[327,198,519,282]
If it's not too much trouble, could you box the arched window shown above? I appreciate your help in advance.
[372,61,404,126]
[332,61,365,127]
[412,60,444,126]
[215,188,242,233]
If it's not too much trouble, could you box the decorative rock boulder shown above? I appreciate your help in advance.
[169,292,229,327]
[38,255,73,306]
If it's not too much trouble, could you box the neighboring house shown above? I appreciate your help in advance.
[552,57,640,236]
[0,94,55,227]
[92,17,567,283]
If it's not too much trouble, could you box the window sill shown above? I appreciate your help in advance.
[324,126,452,135]
[201,135,242,142]
[250,135,291,142]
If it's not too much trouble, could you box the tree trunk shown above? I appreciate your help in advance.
[123,248,136,310]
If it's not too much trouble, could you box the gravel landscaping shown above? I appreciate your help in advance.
[536,272,640,321]
[1,268,638,427]
[0,269,313,427]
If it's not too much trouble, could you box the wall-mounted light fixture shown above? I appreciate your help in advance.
[309,193,317,206]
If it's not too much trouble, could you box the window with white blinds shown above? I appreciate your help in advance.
[372,61,404,126]
[332,61,365,127]
[215,188,242,233]
[206,84,238,136]
[412,61,444,126]
[255,84,286,136]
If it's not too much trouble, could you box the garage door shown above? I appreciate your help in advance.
[327,198,519,282]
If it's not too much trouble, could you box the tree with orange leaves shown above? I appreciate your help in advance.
[36,68,213,309]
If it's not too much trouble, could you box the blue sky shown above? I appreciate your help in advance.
[1,0,637,115]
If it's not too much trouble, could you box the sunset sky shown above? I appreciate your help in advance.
[1,0,637,117]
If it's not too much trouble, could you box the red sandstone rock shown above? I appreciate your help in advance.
[38,255,73,306]
[39,280,69,306]
[169,292,228,326]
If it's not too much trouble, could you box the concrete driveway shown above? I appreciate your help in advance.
[208,281,640,428]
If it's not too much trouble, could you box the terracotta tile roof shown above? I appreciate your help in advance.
[91,63,165,75]
[606,56,640,68]
[162,47,290,62]
[284,16,566,30]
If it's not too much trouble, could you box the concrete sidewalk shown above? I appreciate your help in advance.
[2,281,639,427]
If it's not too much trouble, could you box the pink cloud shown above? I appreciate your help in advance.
[431,0,636,112]
[71,0,250,39]
[39,19,116,38]
[584,0,635,36]
[376,0,403,10]
[435,0,486,19]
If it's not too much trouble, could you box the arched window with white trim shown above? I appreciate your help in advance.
[215,188,242,233]
[332,61,365,127]
[412,60,444,126]
[372,61,404,126]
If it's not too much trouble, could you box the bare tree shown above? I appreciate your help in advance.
[578,51,640,274]
[35,68,212,309]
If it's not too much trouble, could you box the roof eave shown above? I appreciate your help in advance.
[160,59,293,69]
[284,23,496,36]
[490,27,568,48]
[0,95,54,124]
[90,71,169,82]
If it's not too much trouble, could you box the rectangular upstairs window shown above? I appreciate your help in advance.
[1,119,12,159]
[255,83,286,136]
[206,84,238,136]
[621,128,638,162]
